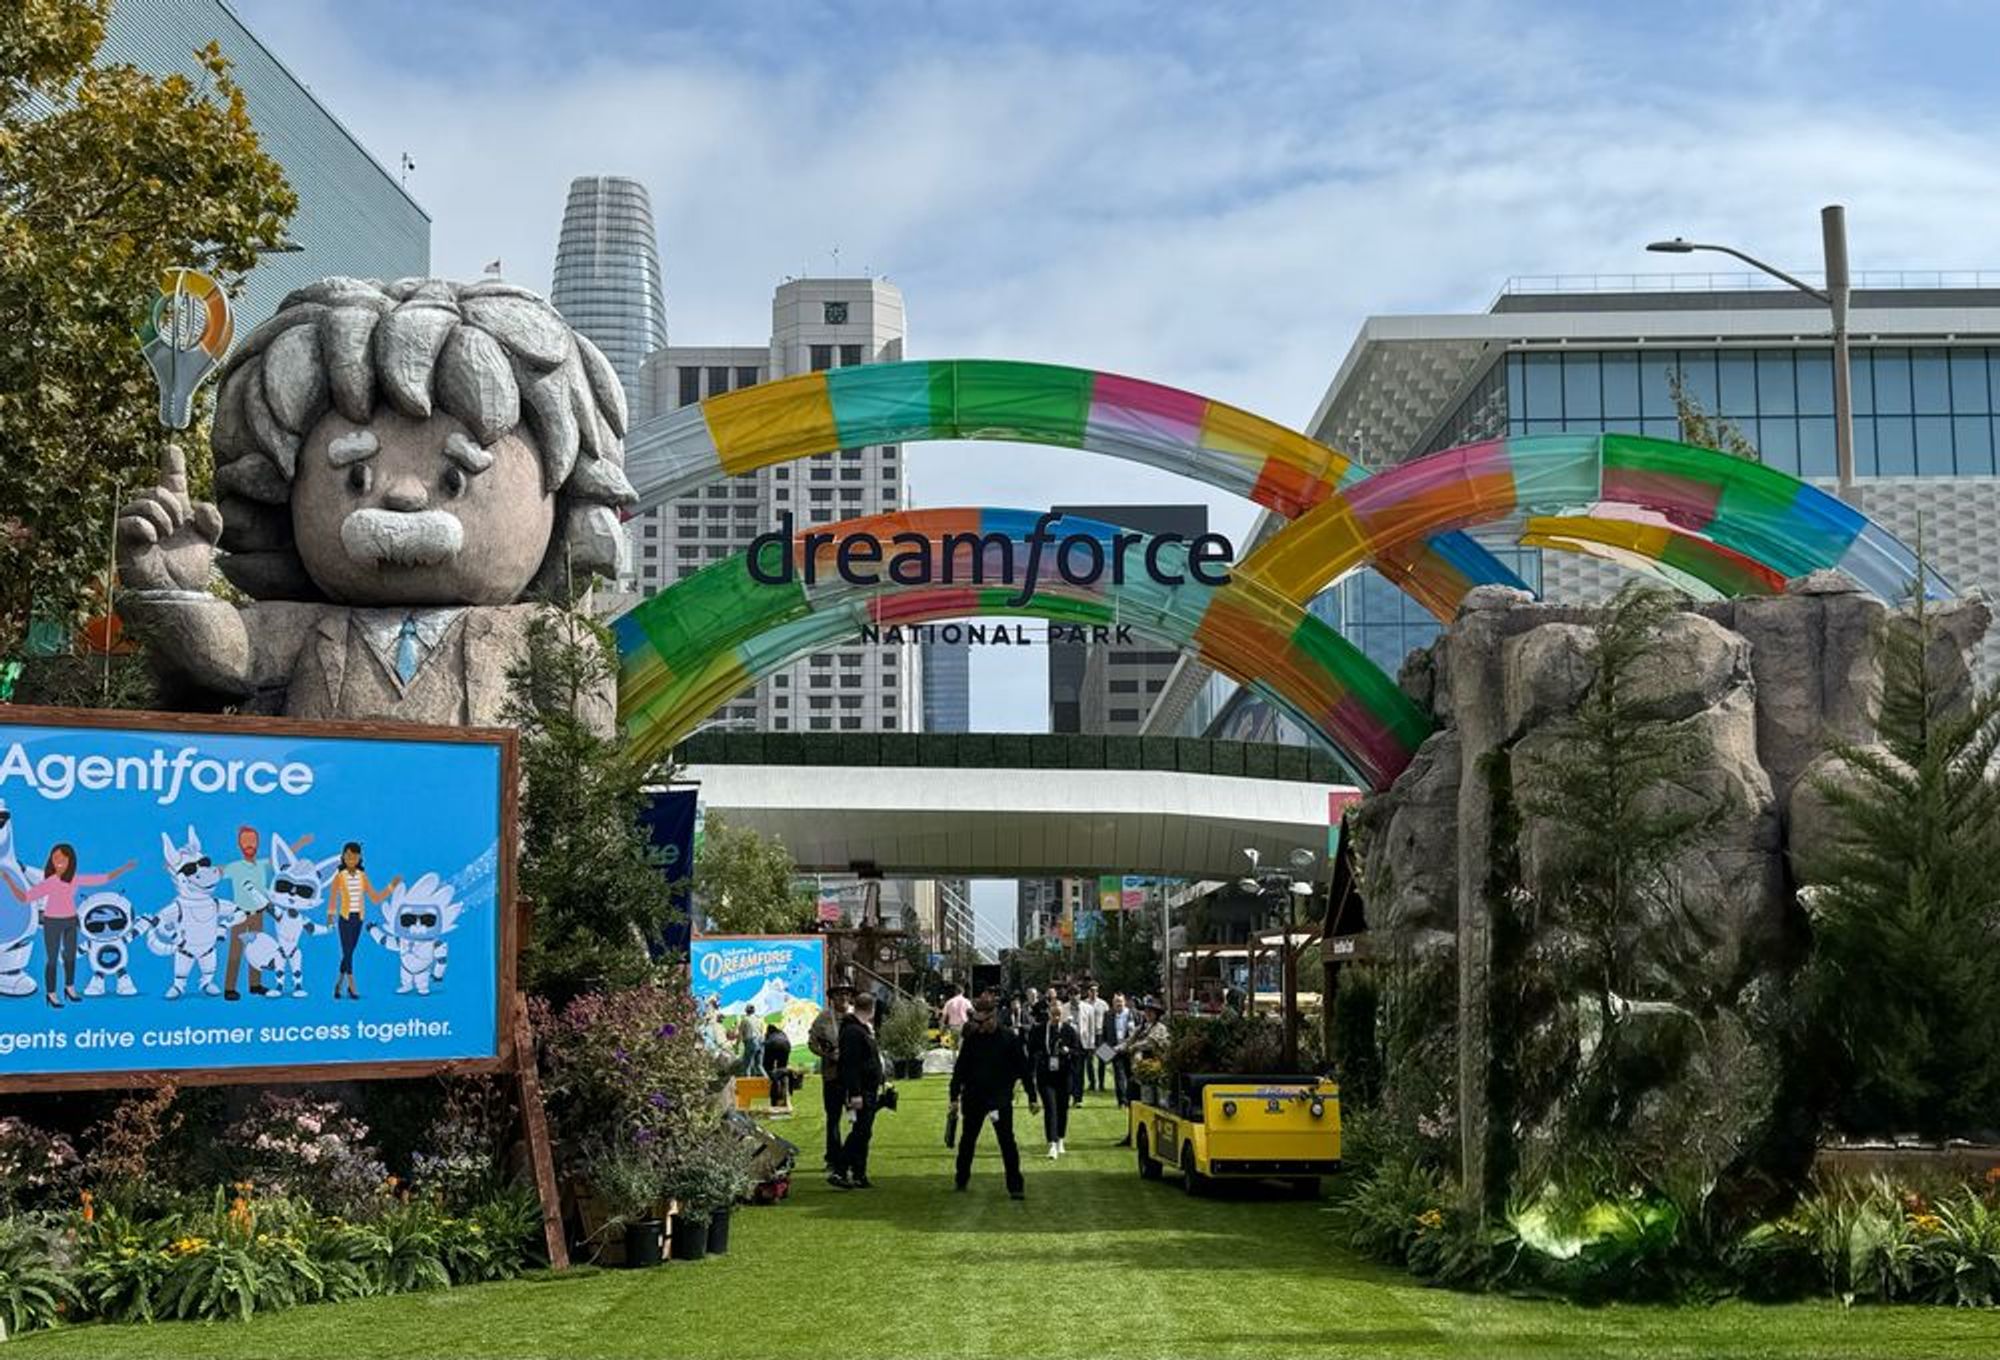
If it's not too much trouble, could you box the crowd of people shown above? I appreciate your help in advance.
[801,977,1171,1199]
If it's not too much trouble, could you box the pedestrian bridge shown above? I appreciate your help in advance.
[671,732,1354,878]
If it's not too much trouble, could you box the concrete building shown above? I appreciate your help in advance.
[95,0,429,334]
[1149,273,2000,746]
[920,637,971,734]
[549,176,669,423]
[631,278,916,734]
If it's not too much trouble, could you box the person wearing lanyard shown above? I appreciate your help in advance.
[1,843,136,1007]
[1024,1001,1082,1159]
[325,841,399,1000]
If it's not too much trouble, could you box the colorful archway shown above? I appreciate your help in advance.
[614,510,1431,786]
[621,358,1531,617]
[1238,432,1951,605]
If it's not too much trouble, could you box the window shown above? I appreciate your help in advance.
[810,718,830,730]
[773,696,787,709]
[840,717,862,730]
[841,467,863,480]
[1110,708,1140,723]
[840,344,863,367]
[676,546,698,560]
[678,367,701,407]
[810,674,829,688]
[811,655,831,668]
[839,695,862,710]
[642,523,658,539]
[773,674,787,687]
[735,365,760,390]
[774,465,790,481]
[810,344,833,371]
[774,718,788,730]
[642,545,658,559]
[707,366,731,396]
[809,489,832,504]
[840,488,862,501]
[881,717,896,729]
[823,301,848,324]
[809,696,831,710]
[1109,679,1138,693]
[810,465,832,481]
[840,446,862,461]
[840,675,862,688]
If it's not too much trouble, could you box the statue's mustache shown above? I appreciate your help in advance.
[339,508,465,567]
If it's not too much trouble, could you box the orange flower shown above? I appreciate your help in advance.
[79,1189,94,1223]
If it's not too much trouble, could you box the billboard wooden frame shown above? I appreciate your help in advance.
[0,704,571,1267]
[0,703,519,1094]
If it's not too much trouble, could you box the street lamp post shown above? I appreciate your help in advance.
[1646,204,1856,504]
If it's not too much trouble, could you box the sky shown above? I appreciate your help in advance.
[227,0,2000,939]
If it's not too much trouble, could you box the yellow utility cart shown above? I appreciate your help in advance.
[1130,1074,1340,1197]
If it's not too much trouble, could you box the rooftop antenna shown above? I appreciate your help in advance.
[399,152,415,187]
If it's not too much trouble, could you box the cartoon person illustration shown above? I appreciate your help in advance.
[0,800,45,997]
[146,828,231,1000]
[0,844,137,1007]
[326,842,399,1000]
[220,825,314,1000]
[240,835,337,998]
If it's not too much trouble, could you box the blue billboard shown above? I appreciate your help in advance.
[0,710,511,1086]
[690,935,825,1070]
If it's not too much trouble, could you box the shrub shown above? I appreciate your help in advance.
[663,1124,756,1227]
[73,1202,177,1324]
[878,998,931,1064]
[1339,1155,1449,1267]
[453,1185,544,1282]
[152,1189,327,1323]
[1911,1188,2000,1307]
[82,1085,184,1214]
[0,1215,76,1337]
[0,1116,81,1213]
[1734,1175,1920,1305]
[409,1078,519,1212]
[535,980,716,1177]
[225,1094,391,1219]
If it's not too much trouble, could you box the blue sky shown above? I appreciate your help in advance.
[229,0,2000,934]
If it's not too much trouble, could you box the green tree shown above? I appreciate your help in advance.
[1090,907,1161,1001]
[506,612,680,1000]
[1804,580,2000,1138]
[0,1,296,654]
[691,815,813,935]
[1669,368,1759,460]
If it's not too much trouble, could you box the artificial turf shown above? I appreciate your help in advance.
[17,1077,2000,1359]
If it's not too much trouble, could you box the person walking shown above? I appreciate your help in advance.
[737,1004,765,1077]
[949,992,1028,1199]
[763,1021,793,1111]
[940,983,972,1038]
[1107,992,1137,1106]
[832,993,885,1189]
[1082,983,1111,1096]
[1,845,136,1007]
[1070,984,1100,1107]
[1024,1000,1082,1158]
[809,983,854,1176]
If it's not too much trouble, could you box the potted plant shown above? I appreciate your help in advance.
[578,1138,671,1268]
[664,1126,752,1260]
[878,1001,930,1081]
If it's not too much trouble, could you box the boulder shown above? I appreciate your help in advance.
[1501,623,1595,740]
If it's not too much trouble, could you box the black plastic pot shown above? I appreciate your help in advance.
[623,1218,665,1268]
[705,1208,732,1256]
[670,1215,709,1261]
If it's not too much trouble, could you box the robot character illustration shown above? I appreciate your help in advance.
[78,892,149,997]
[0,800,40,997]
[367,873,463,996]
[239,834,337,997]
[146,827,233,999]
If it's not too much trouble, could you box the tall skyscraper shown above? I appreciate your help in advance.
[921,638,971,733]
[550,176,669,424]
[1046,504,1208,734]
[92,0,429,334]
[633,278,916,733]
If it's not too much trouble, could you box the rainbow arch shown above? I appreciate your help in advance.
[614,510,1431,787]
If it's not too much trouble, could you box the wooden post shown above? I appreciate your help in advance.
[512,991,569,1270]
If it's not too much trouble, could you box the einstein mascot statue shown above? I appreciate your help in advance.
[114,278,633,726]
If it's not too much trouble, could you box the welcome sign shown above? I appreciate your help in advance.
[0,707,514,1089]
[690,935,826,1071]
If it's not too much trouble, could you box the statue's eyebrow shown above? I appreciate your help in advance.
[443,431,495,474]
[327,431,380,466]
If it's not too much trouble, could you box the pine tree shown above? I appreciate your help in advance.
[1804,580,2000,1138]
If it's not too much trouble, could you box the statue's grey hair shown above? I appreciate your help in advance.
[210,277,635,599]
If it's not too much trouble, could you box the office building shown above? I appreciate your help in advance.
[1047,504,1208,734]
[921,638,971,734]
[550,176,670,425]
[1149,274,2000,745]
[631,278,915,734]
[95,0,430,334]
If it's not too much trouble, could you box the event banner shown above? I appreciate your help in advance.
[0,709,510,1086]
[690,935,825,1071]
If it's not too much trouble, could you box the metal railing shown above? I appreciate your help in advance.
[1497,269,2000,302]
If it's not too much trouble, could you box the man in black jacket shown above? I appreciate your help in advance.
[833,992,885,1189]
[948,992,1028,1199]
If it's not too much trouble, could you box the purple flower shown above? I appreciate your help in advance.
[647,1093,668,1109]
[613,1047,629,1064]
[634,1128,656,1145]
[657,1024,677,1039]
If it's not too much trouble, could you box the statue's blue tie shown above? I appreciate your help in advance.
[395,614,420,684]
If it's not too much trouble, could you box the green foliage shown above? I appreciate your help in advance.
[507,612,681,1000]
[0,1,296,653]
[1159,1011,1288,1085]
[1803,584,2000,1139]
[1330,964,1381,1107]
[1090,908,1162,1001]
[877,995,932,1062]
[661,1125,754,1226]
[691,815,812,936]
[1736,1175,1922,1305]
[1338,1155,1449,1267]
[0,1215,76,1336]
[1670,368,1760,460]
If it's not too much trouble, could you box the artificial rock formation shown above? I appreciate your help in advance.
[1359,572,1991,1200]
[115,278,633,729]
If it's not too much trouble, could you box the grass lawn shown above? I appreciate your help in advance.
[17,1078,2000,1359]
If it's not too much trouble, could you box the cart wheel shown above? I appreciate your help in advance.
[1136,1128,1161,1181]
[1180,1143,1206,1196]
[1289,1177,1321,1200]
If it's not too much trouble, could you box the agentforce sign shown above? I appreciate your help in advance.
[0,708,514,1087]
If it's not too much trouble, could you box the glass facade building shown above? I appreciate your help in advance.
[94,0,430,335]
[550,176,669,424]
[921,638,971,733]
